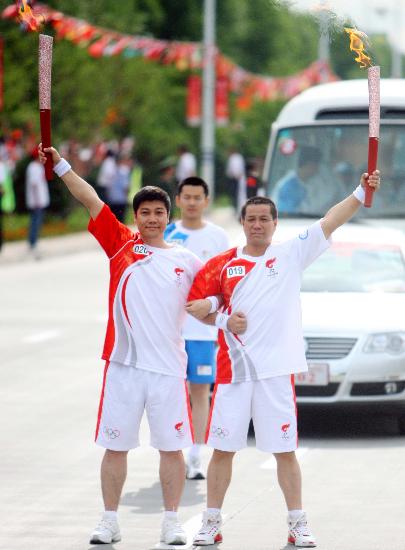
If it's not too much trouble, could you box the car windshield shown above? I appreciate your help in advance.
[267,124,405,218]
[302,243,405,292]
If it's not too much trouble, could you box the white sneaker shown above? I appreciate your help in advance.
[90,516,121,544]
[193,511,223,546]
[186,455,205,480]
[160,518,187,545]
[287,512,316,547]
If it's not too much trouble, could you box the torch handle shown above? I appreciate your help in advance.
[365,136,378,208]
[40,109,53,180]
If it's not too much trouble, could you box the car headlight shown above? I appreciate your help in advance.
[363,332,405,355]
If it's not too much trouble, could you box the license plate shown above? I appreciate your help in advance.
[295,363,329,386]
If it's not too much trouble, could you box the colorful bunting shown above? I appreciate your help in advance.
[2,1,338,109]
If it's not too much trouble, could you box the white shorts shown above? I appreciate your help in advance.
[206,375,298,453]
[95,362,194,451]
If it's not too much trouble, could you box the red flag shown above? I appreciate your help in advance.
[186,75,201,127]
[215,76,229,126]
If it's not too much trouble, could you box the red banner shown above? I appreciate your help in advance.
[0,37,3,111]
[215,76,229,126]
[186,74,201,127]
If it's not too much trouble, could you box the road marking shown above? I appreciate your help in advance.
[22,329,61,344]
[260,447,309,470]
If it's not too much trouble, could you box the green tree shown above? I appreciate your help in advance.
[0,0,333,198]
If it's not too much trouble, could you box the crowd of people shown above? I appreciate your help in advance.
[36,140,380,549]
[0,131,263,259]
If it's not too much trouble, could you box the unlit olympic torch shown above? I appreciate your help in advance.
[39,34,53,180]
[366,65,380,208]
[345,28,380,207]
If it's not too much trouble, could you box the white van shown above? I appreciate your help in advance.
[264,79,405,227]
[263,80,405,430]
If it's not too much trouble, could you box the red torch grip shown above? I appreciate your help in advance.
[365,137,378,208]
[40,109,53,180]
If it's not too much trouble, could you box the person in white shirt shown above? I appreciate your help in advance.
[225,147,246,214]
[165,177,229,480]
[176,144,197,183]
[38,143,203,547]
[97,150,117,203]
[186,170,381,548]
[25,151,50,258]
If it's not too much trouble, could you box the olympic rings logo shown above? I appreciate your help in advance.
[103,427,121,440]
[211,425,229,438]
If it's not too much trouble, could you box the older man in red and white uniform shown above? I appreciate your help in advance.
[186,170,381,548]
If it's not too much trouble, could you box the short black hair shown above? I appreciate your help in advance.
[177,176,209,197]
[132,186,171,215]
[240,196,277,221]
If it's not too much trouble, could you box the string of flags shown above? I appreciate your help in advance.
[2,1,338,111]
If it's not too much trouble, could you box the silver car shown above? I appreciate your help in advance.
[292,224,405,434]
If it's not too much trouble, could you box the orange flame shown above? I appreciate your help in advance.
[18,0,45,32]
[344,28,372,68]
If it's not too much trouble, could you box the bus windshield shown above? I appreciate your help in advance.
[267,124,405,218]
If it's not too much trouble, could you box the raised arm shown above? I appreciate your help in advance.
[321,170,380,239]
[38,143,104,219]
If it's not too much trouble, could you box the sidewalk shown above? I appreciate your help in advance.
[0,206,239,266]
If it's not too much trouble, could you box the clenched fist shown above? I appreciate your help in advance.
[227,312,247,334]
[185,299,212,320]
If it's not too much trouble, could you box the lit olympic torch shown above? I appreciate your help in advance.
[345,28,380,208]
[18,2,53,180]
[39,34,53,180]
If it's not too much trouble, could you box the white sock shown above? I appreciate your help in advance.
[207,507,221,517]
[103,510,118,521]
[164,511,178,520]
[288,509,304,522]
[189,443,202,460]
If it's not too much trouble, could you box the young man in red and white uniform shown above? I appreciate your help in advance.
[186,170,381,548]
[39,144,203,547]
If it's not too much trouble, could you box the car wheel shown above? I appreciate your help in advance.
[398,415,405,435]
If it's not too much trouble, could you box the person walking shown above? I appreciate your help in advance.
[165,177,229,480]
[176,145,196,183]
[156,157,177,221]
[25,150,50,259]
[106,153,132,222]
[38,143,203,547]
[225,146,246,213]
[96,149,117,204]
[186,170,381,547]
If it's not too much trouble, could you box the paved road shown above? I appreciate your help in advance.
[1,216,405,550]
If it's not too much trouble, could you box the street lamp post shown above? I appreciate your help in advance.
[317,0,330,83]
[201,0,216,198]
